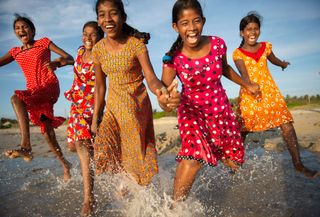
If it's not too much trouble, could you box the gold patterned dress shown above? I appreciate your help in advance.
[232,42,293,132]
[92,36,158,185]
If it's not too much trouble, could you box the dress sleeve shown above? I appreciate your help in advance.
[266,42,273,56]
[40,37,52,48]
[8,47,19,59]
[134,38,147,57]
[92,43,100,64]
[232,49,243,61]
[217,37,227,56]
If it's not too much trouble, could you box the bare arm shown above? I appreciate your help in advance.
[267,51,290,71]
[234,59,251,84]
[46,42,74,71]
[91,62,106,134]
[0,52,14,67]
[137,50,164,94]
[222,55,260,96]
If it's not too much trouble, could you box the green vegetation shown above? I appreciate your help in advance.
[153,109,177,119]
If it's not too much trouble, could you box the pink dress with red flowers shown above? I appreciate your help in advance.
[163,36,244,166]
[9,37,65,133]
[64,46,95,145]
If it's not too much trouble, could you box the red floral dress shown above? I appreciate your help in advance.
[9,37,65,133]
[65,46,95,146]
[163,36,244,166]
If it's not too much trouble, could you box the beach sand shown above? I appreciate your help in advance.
[0,109,320,217]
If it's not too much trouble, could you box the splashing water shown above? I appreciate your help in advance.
[1,142,320,217]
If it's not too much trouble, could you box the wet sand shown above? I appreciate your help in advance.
[0,109,320,217]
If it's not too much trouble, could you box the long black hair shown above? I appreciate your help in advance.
[95,0,150,44]
[163,0,204,63]
[239,11,262,48]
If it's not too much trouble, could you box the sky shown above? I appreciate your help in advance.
[0,0,319,118]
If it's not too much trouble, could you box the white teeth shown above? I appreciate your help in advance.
[85,41,92,46]
[105,25,114,29]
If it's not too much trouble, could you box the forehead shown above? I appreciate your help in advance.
[97,1,118,12]
[244,22,260,28]
[14,20,29,26]
[177,8,201,21]
[83,26,98,32]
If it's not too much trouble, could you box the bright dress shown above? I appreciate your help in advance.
[92,36,158,185]
[64,46,95,146]
[232,42,293,132]
[9,37,65,133]
[164,36,244,167]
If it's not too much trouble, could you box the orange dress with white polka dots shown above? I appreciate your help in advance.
[92,36,158,185]
[232,42,293,132]
[9,37,65,133]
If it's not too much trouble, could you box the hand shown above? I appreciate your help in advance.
[281,60,290,71]
[156,80,180,111]
[246,82,261,97]
[45,60,59,71]
[90,121,98,135]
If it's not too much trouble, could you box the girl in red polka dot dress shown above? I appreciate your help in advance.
[161,0,260,201]
[0,14,74,181]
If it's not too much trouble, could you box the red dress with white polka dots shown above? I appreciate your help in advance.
[9,37,65,133]
[164,36,244,166]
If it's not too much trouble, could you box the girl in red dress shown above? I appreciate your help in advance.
[64,21,104,216]
[0,14,74,181]
[161,0,260,201]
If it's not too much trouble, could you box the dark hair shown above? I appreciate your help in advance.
[13,13,36,37]
[95,0,150,44]
[239,11,262,48]
[163,0,204,63]
[83,21,104,39]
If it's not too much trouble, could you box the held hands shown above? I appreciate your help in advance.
[281,60,290,71]
[245,82,261,97]
[156,80,181,112]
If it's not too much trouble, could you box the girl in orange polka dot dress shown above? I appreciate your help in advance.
[0,14,74,181]
[233,12,319,178]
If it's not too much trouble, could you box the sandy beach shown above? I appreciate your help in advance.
[0,108,320,217]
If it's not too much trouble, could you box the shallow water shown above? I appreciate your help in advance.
[1,142,320,217]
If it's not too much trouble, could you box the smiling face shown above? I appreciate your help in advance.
[173,8,205,49]
[96,1,125,40]
[14,20,35,45]
[82,26,101,51]
[241,22,260,46]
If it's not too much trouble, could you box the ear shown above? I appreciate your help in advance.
[240,30,244,37]
[203,17,206,26]
[172,23,179,33]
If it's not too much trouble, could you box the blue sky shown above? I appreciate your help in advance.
[0,0,319,118]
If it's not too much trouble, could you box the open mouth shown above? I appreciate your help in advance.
[187,32,198,44]
[85,41,92,46]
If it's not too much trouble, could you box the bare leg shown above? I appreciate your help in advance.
[173,159,202,201]
[42,119,71,181]
[75,140,95,217]
[280,122,319,178]
[11,95,31,150]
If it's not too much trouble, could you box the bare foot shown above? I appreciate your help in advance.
[295,164,319,179]
[221,158,240,173]
[63,161,72,181]
[5,148,33,162]
[68,143,77,152]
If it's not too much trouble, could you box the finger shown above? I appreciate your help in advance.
[167,79,178,92]
[155,89,162,98]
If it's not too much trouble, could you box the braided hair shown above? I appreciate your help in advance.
[239,11,262,48]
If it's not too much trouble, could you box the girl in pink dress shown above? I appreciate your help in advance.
[161,0,260,201]
[0,14,73,181]
[64,21,104,216]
